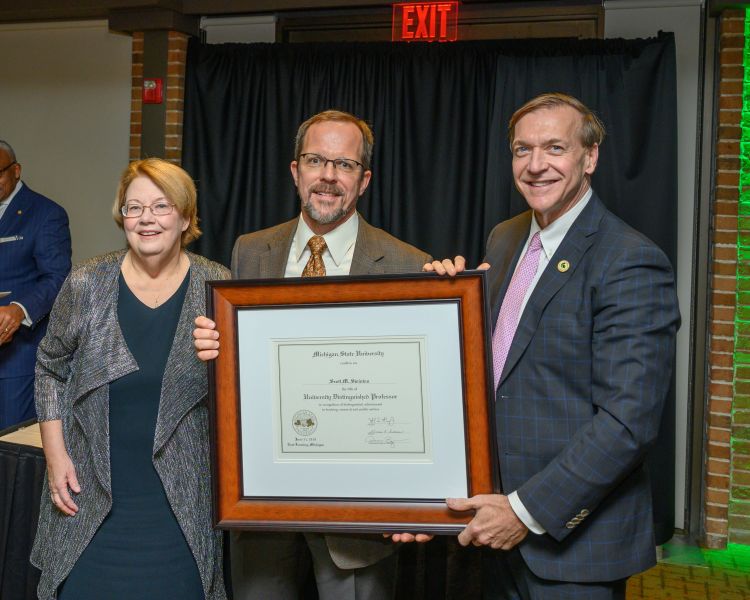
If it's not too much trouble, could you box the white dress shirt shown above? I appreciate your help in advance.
[506,188,593,535]
[284,212,359,277]
[0,181,33,325]
[0,180,22,222]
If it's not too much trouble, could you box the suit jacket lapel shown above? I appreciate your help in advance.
[258,219,297,278]
[488,213,532,323]
[499,196,604,385]
[0,186,31,236]
[350,215,386,275]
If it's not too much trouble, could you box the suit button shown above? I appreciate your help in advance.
[565,521,575,529]
[580,509,590,517]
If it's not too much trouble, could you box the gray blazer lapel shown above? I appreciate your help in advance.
[500,196,604,385]
[153,255,206,453]
[259,219,296,278]
[71,251,136,495]
[70,252,135,401]
[350,215,386,275]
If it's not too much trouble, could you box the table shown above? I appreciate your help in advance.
[0,419,44,600]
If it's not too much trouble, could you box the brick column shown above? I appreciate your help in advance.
[165,31,188,164]
[706,8,744,550]
[129,32,144,162]
[128,30,189,164]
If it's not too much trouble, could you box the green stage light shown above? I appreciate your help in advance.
[728,7,750,548]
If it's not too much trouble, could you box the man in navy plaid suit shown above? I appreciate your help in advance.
[0,140,71,429]
[426,93,680,599]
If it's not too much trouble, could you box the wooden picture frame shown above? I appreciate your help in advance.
[207,271,496,533]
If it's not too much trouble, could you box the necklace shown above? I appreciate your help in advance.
[125,252,185,307]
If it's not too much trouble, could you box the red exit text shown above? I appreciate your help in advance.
[392,2,459,42]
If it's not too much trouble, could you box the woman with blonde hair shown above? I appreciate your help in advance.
[31,158,228,599]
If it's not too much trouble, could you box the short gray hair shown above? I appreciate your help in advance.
[0,140,16,162]
[294,110,374,170]
[508,93,605,149]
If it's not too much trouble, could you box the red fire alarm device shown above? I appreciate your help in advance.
[392,2,459,42]
[142,78,163,104]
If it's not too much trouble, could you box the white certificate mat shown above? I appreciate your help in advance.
[237,302,467,500]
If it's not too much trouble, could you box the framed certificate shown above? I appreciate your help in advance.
[207,272,496,534]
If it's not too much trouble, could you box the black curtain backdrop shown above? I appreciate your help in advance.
[182,33,678,592]
[184,34,677,271]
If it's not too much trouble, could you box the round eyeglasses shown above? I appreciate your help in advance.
[121,201,176,218]
[298,153,364,174]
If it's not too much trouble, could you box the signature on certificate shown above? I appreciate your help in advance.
[365,415,410,447]
[368,416,403,426]
[365,436,410,447]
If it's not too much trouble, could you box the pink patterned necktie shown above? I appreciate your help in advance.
[492,232,543,390]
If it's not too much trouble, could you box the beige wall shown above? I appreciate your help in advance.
[0,20,131,263]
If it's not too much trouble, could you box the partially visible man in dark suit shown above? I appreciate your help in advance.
[0,140,71,430]
[427,93,680,599]
[194,110,430,600]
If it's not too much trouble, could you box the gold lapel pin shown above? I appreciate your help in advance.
[17,210,22,215]
[557,260,570,272]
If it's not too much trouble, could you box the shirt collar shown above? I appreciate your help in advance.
[293,211,359,266]
[530,187,592,261]
[0,180,23,208]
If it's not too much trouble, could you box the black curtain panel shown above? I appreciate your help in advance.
[182,33,678,580]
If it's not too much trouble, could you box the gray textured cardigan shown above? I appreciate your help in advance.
[30,250,229,600]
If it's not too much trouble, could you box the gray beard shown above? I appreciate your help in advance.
[302,196,346,225]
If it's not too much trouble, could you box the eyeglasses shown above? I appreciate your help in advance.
[121,201,176,218]
[298,153,364,174]
[0,162,17,176]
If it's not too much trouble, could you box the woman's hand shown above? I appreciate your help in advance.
[193,315,220,361]
[40,420,81,516]
[46,450,81,516]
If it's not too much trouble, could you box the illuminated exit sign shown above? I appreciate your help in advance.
[392,2,459,42]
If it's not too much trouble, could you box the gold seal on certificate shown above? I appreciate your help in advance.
[291,410,318,436]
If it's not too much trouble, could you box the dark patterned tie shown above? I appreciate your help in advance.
[302,235,327,277]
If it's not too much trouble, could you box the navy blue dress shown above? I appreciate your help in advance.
[59,271,204,600]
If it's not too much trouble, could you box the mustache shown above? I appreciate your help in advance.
[310,184,343,196]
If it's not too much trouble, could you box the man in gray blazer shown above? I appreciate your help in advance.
[194,110,430,600]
